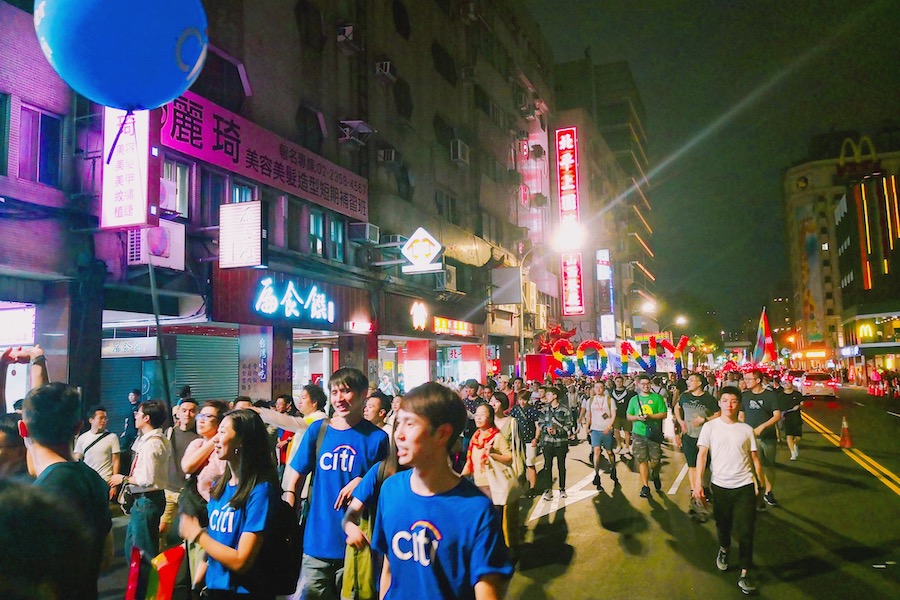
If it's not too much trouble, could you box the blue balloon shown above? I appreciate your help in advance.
[34,0,208,110]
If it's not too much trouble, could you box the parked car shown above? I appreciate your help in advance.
[785,369,805,384]
[800,371,838,397]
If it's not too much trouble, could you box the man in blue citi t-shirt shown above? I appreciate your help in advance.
[373,382,512,600]
[283,368,388,600]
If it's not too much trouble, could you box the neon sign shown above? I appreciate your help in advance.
[254,277,335,323]
[556,127,580,228]
[433,317,475,337]
[411,301,428,331]
[561,252,585,316]
[102,108,155,229]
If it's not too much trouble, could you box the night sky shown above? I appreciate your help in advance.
[525,0,900,329]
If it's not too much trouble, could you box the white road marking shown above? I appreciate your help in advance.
[854,401,866,406]
[668,463,689,495]
[888,412,900,419]
[528,472,599,522]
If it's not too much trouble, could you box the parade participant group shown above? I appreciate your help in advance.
[0,343,805,599]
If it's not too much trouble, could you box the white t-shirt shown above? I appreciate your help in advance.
[697,418,757,489]
[589,395,616,432]
[73,430,121,482]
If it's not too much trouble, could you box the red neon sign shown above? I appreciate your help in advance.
[556,127,580,226]
[561,252,585,316]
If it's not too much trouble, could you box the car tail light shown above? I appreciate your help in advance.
[827,380,838,387]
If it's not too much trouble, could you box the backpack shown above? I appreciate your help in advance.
[236,487,303,596]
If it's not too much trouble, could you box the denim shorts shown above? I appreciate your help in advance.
[590,430,615,451]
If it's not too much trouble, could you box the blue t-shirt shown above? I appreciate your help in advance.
[289,419,388,559]
[372,471,513,599]
[205,481,272,594]
[354,460,386,509]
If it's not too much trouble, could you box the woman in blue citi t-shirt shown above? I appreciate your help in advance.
[180,409,279,599]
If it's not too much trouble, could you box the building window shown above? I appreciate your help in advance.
[309,209,324,256]
[827,309,834,316]
[232,181,255,203]
[431,42,457,86]
[296,105,324,154]
[296,1,325,53]
[392,0,411,40]
[0,94,8,176]
[432,114,454,149]
[200,168,226,225]
[329,217,345,262]
[396,165,413,201]
[435,189,460,226]
[18,106,61,187]
[191,48,249,114]
[162,158,191,217]
[393,78,413,121]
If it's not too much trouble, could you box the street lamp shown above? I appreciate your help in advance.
[661,315,687,333]
[517,222,585,378]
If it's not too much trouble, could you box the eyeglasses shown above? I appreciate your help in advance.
[196,413,219,422]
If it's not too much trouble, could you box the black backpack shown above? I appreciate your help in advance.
[236,488,303,596]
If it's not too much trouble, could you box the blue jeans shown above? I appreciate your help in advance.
[124,491,166,559]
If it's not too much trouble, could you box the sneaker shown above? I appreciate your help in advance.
[653,474,662,492]
[542,490,553,501]
[756,502,768,513]
[738,575,758,595]
[560,490,568,499]
[789,454,797,461]
[716,548,729,571]
[592,474,601,486]
[640,485,651,498]
[764,492,779,507]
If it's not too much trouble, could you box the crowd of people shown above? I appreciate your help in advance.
[0,344,810,599]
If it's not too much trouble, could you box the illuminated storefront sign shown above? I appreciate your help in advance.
[401,228,443,274]
[411,301,429,330]
[161,92,368,221]
[596,248,614,315]
[219,201,266,268]
[433,317,476,336]
[254,277,335,323]
[600,314,616,343]
[102,108,156,229]
[561,252,585,316]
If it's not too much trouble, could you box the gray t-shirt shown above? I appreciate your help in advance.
[741,389,780,439]
[678,392,718,438]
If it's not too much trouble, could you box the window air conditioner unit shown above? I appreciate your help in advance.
[380,234,408,245]
[450,139,469,166]
[435,265,458,292]
[377,148,399,164]
[375,61,397,84]
[515,91,530,111]
[127,220,186,271]
[521,103,537,121]
[337,25,363,54]
[524,281,538,313]
[348,222,380,245]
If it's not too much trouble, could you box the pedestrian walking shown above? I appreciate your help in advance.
[779,378,803,460]
[586,381,618,490]
[627,374,667,498]
[610,375,635,455]
[538,386,574,500]
[740,370,782,508]
[674,372,720,506]
[73,406,121,499]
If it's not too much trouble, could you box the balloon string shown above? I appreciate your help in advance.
[105,109,134,165]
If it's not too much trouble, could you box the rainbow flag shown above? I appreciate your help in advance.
[753,307,777,364]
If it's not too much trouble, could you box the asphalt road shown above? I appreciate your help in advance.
[508,386,900,599]
[98,386,898,599]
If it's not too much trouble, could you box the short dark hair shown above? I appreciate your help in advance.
[138,399,169,429]
[22,383,81,446]
[275,394,292,404]
[400,383,466,452]
[718,386,742,401]
[464,379,480,392]
[0,480,91,599]
[178,385,192,399]
[201,400,230,419]
[302,384,328,411]
[370,391,391,414]
[330,367,369,395]
[130,389,141,397]
[90,406,108,418]
[747,369,763,381]
[177,397,198,407]
[541,385,558,397]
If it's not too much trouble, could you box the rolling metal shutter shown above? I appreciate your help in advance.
[174,335,239,402]
[100,358,142,437]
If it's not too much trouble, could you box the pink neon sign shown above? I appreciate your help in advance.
[160,92,368,221]
[556,127,580,227]
[102,108,157,229]
[561,252,585,316]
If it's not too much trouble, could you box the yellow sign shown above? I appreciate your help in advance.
[858,324,874,339]
[839,136,877,166]
[401,227,443,274]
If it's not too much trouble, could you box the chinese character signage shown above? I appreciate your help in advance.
[102,108,157,229]
[561,252,585,316]
[220,201,267,268]
[433,317,476,337]
[596,248,614,315]
[254,277,335,324]
[446,347,462,360]
[556,127,580,229]
[401,227,443,274]
[161,92,368,221]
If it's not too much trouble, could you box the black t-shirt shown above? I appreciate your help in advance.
[167,426,201,491]
[610,388,635,413]
[780,390,803,423]
[741,389,780,439]
[34,461,112,600]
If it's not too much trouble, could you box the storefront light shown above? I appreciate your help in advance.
[346,321,372,333]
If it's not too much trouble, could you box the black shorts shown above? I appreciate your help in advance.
[682,434,700,468]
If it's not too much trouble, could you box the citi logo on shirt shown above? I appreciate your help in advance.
[318,444,357,472]
[392,520,442,566]
[209,506,236,534]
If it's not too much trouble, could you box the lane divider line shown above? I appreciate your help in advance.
[802,413,900,496]
[888,411,900,419]
[668,463,689,495]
